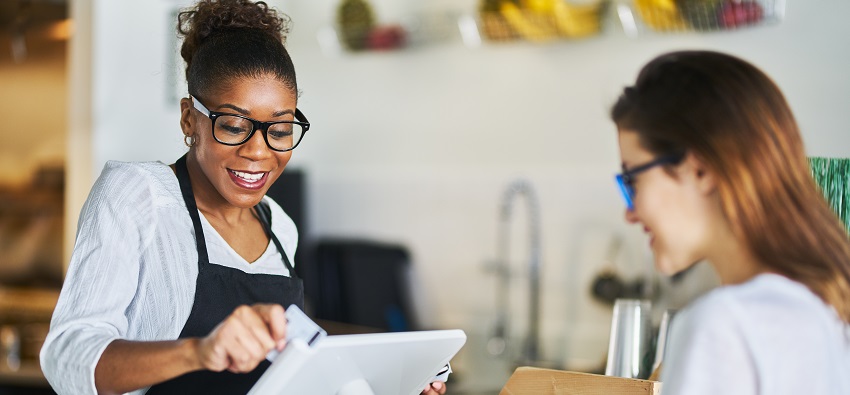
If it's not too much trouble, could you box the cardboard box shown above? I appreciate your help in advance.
[500,366,661,395]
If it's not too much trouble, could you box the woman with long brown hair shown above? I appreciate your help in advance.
[612,50,850,394]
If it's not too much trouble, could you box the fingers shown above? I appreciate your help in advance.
[198,304,286,373]
[238,305,278,352]
[227,306,278,371]
[421,381,446,395]
[253,304,287,349]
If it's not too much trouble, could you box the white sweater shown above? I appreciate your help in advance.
[40,160,298,395]
[661,273,850,395]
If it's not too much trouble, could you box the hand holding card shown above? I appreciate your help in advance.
[266,304,327,361]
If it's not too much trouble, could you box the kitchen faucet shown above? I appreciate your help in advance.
[487,179,542,365]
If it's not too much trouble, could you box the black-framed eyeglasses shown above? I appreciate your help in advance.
[615,155,682,211]
[191,96,310,152]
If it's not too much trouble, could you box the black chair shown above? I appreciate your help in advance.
[305,239,417,332]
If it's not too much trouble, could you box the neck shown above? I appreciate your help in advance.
[198,201,254,227]
[706,222,771,285]
[185,153,254,226]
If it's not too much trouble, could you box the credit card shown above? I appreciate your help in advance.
[433,363,452,382]
[266,304,327,361]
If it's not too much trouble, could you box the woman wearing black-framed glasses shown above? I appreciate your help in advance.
[41,1,311,393]
[41,1,449,393]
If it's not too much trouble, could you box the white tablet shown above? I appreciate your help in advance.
[248,329,467,395]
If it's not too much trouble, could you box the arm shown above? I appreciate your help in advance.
[94,339,201,395]
[94,304,288,394]
[41,163,152,394]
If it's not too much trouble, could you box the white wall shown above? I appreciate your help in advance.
[77,0,850,386]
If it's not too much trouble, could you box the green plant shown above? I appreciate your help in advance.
[809,157,850,232]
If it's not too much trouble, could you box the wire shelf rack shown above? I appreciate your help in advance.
[616,0,785,36]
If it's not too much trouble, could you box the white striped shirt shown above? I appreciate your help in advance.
[40,160,298,395]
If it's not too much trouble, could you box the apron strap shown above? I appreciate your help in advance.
[175,154,210,266]
[255,201,299,278]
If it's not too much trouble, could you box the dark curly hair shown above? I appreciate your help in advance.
[177,0,296,101]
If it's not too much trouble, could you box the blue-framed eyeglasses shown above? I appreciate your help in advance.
[616,156,683,211]
[191,96,310,152]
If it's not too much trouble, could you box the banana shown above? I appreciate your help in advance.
[652,0,677,12]
[552,1,601,38]
[634,0,688,31]
[523,0,557,13]
[500,1,557,42]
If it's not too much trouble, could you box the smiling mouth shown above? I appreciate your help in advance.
[227,169,268,189]
[229,169,265,182]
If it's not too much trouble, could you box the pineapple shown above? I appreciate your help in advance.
[337,0,376,51]
[480,0,517,41]
[480,0,504,12]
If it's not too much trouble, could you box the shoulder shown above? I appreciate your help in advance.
[90,160,180,207]
[98,160,176,188]
[688,273,818,314]
[97,160,168,182]
[671,273,837,361]
[663,274,850,394]
[665,276,800,358]
[94,160,168,191]
[79,160,182,240]
[698,274,829,326]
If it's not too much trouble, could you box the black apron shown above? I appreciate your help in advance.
[147,155,304,394]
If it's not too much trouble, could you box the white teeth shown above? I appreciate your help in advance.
[231,170,264,182]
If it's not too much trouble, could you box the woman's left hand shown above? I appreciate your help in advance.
[421,381,447,395]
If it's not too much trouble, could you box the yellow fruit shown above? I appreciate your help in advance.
[652,0,677,12]
[553,1,601,38]
[634,0,688,31]
[523,0,557,13]
[500,1,557,42]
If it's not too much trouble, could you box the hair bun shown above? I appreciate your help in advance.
[178,0,290,69]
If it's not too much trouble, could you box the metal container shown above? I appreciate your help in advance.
[652,309,677,374]
[605,299,653,379]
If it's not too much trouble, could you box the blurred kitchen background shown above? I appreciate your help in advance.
[1,0,849,393]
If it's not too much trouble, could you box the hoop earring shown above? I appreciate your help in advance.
[184,135,195,148]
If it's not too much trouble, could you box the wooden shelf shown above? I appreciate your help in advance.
[0,361,49,387]
[0,287,58,320]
